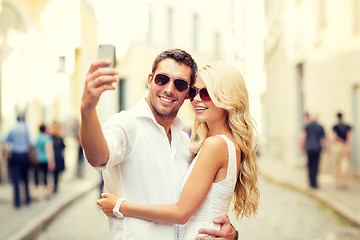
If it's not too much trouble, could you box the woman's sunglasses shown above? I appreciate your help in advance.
[189,87,211,101]
[153,73,189,92]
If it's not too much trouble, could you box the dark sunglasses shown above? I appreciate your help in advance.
[153,73,189,92]
[189,87,211,101]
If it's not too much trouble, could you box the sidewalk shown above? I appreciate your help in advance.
[1,157,359,240]
[0,166,101,240]
[258,156,360,228]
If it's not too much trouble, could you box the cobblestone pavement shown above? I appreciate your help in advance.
[35,177,360,240]
[229,177,360,240]
[34,188,109,240]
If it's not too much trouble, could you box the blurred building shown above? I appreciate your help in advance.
[0,0,98,181]
[262,0,360,176]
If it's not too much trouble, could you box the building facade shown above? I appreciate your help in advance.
[263,0,360,175]
[0,0,98,181]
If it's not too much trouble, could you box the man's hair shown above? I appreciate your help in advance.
[151,49,197,86]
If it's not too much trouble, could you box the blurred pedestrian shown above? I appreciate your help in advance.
[299,114,327,189]
[50,121,66,193]
[332,112,352,189]
[70,118,84,178]
[77,136,84,178]
[3,114,32,208]
[34,124,55,199]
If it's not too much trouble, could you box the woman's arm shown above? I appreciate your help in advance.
[97,136,228,224]
[46,140,55,171]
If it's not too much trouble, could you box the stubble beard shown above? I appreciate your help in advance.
[150,100,179,119]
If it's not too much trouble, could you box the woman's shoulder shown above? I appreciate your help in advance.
[202,136,228,156]
[203,135,227,145]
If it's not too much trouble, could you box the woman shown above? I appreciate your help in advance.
[50,121,66,193]
[34,124,54,199]
[98,62,259,239]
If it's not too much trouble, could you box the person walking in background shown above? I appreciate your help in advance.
[97,61,259,239]
[34,124,54,199]
[299,114,327,189]
[332,112,352,189]
[50,121,66,193]
[71,117,84,178]
[3,114,32,208]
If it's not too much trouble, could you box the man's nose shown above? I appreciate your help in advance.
[163,80,176,94]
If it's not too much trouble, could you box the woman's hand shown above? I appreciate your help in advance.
[97,193,119,217]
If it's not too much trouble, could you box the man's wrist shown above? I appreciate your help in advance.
[230,223,239,240]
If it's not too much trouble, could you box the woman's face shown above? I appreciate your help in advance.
[190,76,227,126]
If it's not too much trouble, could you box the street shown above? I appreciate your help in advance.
[230,177,360,240]
[34,177,360,240]
[34,186,110,240]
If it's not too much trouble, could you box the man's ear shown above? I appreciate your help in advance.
[147,74,153,88]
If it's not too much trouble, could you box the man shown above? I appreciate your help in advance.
[3,115,32,208]
[299,114,326,189]
[332,112,352,189]
[80,49,237,240]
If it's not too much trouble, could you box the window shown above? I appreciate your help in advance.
[168,7,173,45]
[193,14,198,51]
[148,3,153,44]
[353,0,360,33]
[118,79,125,111]
[214,31,220,58]
[317,0,326,30]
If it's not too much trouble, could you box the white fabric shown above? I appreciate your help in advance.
[97,99,191,240]
[178,135,237,240]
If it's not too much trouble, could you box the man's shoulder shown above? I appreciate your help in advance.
[104,110,138,130]
[333,122,351,130]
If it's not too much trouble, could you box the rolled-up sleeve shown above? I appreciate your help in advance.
[95,112,131,171]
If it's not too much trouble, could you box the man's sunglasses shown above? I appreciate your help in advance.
[153,73,189,92]
[189,87,211,101]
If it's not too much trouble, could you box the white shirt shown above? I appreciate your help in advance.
[98,99,191,240]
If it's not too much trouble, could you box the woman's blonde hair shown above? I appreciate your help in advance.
[190,61,259,218]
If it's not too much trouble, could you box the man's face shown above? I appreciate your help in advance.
[147,58,192,122]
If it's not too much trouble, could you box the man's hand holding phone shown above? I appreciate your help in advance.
[80,45,117,168]
[81,44,118,114]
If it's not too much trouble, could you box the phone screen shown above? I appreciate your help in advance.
[97,44,116,68]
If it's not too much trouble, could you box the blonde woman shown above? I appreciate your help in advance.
[98,61,259,239]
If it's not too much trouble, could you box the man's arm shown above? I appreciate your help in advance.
[345,130,352,157]
[80,60,118,167]
[46,141,55,171]
[299,130,306,154]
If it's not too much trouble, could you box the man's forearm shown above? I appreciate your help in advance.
[80,109,109,167]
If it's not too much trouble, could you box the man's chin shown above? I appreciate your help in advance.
[154,106,178,118]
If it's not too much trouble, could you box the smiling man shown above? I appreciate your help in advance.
[80,49,237,240]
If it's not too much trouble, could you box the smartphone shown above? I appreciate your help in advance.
[97,44,116,68]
